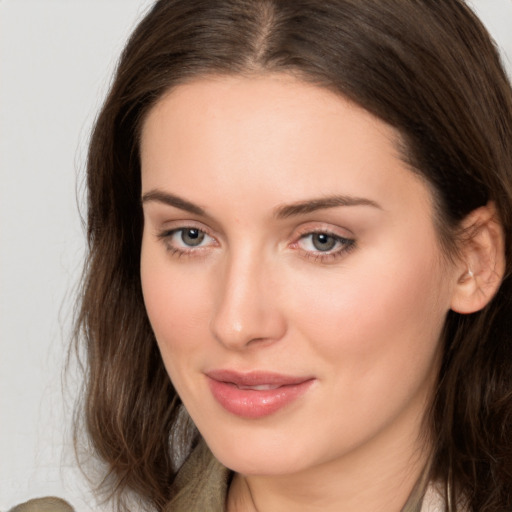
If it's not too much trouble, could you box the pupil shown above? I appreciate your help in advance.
[182,229,205,246]
[312,233,336,251]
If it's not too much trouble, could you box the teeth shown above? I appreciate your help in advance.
[237,384,281,391]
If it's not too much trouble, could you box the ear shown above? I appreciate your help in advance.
[450,202,505,314]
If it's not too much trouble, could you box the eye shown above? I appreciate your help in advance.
[157,226,216,255]
[295,231,355,262]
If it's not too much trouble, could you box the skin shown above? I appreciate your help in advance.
[140,74,463,511]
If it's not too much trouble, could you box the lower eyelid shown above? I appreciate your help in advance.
[303,239,356,261]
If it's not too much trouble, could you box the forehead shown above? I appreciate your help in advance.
[140,73,430,219]
[141,73,398,154]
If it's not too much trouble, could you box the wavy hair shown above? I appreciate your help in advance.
[75,1,512,510]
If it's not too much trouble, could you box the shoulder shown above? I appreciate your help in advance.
[8,497,74,512]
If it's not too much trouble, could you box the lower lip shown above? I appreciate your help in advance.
[207,377,314,419]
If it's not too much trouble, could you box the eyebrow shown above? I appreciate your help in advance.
[274,195,382,219]
[141,189,381,218]
[141,189,206,216]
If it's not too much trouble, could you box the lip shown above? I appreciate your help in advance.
[205,369,315,419]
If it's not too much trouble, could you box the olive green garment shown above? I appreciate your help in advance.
[8,497,74,512]
[165,439,231,512]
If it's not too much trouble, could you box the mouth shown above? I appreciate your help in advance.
[236,384,281,390]
[205,370,315,419]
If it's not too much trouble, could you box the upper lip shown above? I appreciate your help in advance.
[205,369,313,387]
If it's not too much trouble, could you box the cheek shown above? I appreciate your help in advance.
[286,240,449,386]
[141,268,207,415]
[140,240,215,378]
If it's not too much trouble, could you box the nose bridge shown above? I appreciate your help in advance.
[210,242,285,350]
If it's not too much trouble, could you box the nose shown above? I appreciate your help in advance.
[209,248,287,350]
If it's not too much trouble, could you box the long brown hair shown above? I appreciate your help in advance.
[76,1,512,510]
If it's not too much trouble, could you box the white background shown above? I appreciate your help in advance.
[1,1,511,510]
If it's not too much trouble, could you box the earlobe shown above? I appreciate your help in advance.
[450,202,505,314]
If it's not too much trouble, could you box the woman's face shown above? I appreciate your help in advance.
[140,74,459,477]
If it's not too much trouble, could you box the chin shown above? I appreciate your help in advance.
[199,421,324,476]
[214,446,309,476]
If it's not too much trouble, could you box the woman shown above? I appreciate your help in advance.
[73,0,512,510]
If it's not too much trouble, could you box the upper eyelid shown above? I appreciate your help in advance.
[145,208,223,234]
[292,222,354,240]
[156,220,216,236]
[299,232,351,242]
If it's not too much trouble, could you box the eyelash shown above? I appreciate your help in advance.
[156,227,356,263]
[293,231,356,263]
[157,227,216,258]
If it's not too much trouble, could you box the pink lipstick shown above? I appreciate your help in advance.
[206,370,314,419]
